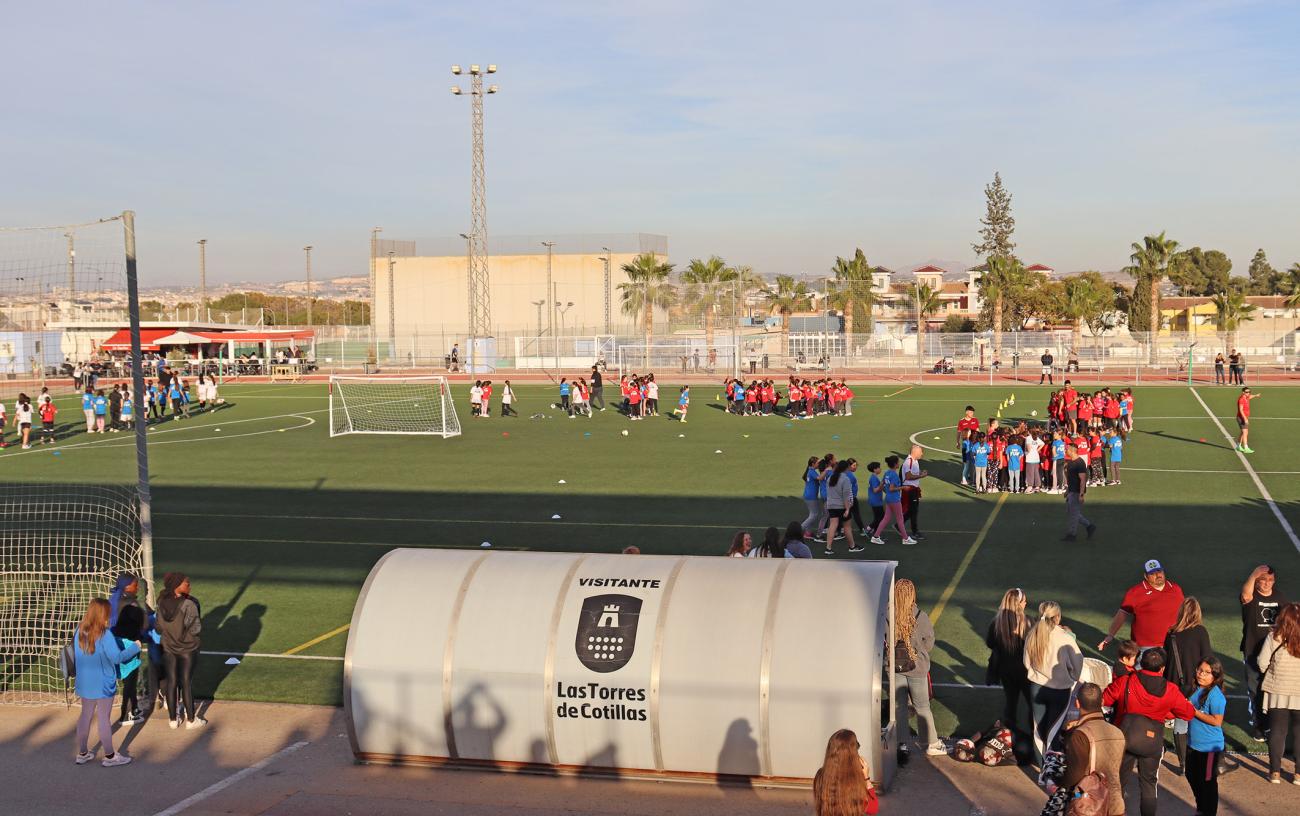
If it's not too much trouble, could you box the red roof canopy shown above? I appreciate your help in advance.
[99,328,314,351]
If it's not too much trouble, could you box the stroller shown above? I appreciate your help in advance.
[1037,657,1113,814]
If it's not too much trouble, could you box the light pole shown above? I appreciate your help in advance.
[387,251,397,361]
[458,231,472,365]
[65,232,76,300]
[303,245,314,326]
[370,226,382,361]
[600,246,612,335]
[451,63,499,371]
[732,280,740,379]
[531,300,545,344]
[557,301,574,352]
[542,241,556,368]
[197,239,207,322]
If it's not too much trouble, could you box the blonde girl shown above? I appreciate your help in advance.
[1023,601,1082,762]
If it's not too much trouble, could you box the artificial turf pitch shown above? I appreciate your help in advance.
[5,381,1299,748]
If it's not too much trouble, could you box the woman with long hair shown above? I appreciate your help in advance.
[985,588,1031,742]
[73,598,140,767]
[157,572,206,729]
[800,456,823,535]
[1259,602,1300,784]
[1163,596,1214,770]
[813,729,877,816]
[894,579,945,756]
[749,526,781,558]
[1022,601,1082,763]
[782,520,813,558]
[823,461,859,555]
[1187,657,1227,815]
[726,531,752,557]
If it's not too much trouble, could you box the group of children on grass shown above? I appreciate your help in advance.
[0,375,222,450]
[957,385,1134,494]
[722,377,856,418]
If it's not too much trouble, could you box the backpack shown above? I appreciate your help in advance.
[1119,674,1166,758]
[894,608,920,673]
[1067,731,1111,816]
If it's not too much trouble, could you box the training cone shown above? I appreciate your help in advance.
[996,409,1002,418]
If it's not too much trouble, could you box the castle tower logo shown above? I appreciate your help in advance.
[575,594,642,673]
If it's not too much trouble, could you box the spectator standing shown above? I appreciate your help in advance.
[500,380,517,417]
[1022,601,1083,763]
[900,446,927,541]
[813,729,878,816]
[894,579,946,757]
[1059,682,1125,816]
[1214,352,1226,385]
[589,366,605,411]
[1186,658,1227,815]
[449,343,460,372]
[1242,564,1287,740]
[1257,602,1300,784]
[1236,386,1260,453]
[1039,349,1054,385]
[1099,559,1184,652]
[72,598,140,767]
[1228,348,1242,385]
[1061,443,1095,542]
[957,406,981,486]
[985,588,1031,744]
[1162,597,1213,771]
[1102,648,1195,816]
[156,572,206,729]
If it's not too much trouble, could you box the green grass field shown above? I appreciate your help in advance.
[5,380,1299,748]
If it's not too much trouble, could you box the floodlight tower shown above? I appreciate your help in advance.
[600,247,612,335]
[197,239,207,321]
[451,63,498,371]
[303,245,314,326]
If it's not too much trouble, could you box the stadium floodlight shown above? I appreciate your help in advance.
[487,64,497,73]
[329,375,462,437]
[487,85,499,94]
[470,64,481,74]
[450,86,463,95]
[451,64,462,74]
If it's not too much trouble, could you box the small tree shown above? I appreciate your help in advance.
[618,253,677,354]
[940,314,975,333]
[1129,231,1180,360]
[680,255,735,351]
[976,256,1028,357]
[1060,272,1115,355]
[827,249,874,337]
[1247,248,1281,295]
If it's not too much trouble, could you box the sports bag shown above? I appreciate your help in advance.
[59,640,77,680]
[1067,731,1110,816]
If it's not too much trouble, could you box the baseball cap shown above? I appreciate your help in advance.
[1143,559,1163,574]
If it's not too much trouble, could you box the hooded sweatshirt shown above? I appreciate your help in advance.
[1102,669,1194,727]
[157,593,202,654]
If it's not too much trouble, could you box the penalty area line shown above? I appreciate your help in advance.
[883,385,914,398]
[930,491,1008,625]
[1190,387,1300,555]
[201,650,342,662]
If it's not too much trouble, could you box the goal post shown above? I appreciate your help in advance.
[329,375,462,437]
[614,342,740,376]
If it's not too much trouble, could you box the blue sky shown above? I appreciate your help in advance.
[4,1,1298,285]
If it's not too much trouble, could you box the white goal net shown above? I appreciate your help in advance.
[329,375,462,437]
[0,484,145,705]
[614,342,739,375]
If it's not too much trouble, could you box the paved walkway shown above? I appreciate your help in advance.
[0,701,1290,815]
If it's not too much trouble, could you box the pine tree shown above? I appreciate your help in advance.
[1126,271,1153,332]
[972,172,1017,260]
[1247,248,1280,294]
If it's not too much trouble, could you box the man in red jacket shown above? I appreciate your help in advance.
[1102,648,1194,816]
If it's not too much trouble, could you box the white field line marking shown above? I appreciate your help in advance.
[174,535,530,549]
[150,740,310,816]
[157,512,981,535]
[883,385,914,398]
[909,425,959,456]
[200,650,342,662]
[930,492,1008,625]
[4,415,317,458]
[1191,387,1300,554]
[151,743,312,810]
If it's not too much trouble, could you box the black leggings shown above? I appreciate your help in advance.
[1187,748,1219,815]
[119,670,139,718]
[849,499,867,531]
[1270,707,1300,775]
[164,649,198,722]
[1000,675,1032,737]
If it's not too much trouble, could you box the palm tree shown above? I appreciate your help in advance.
[680,255,736,352]
[827,249,875,337]
[903,281,943,359]
[1211,289,1258,350]
[763,274,812,356]
[1061,272,1112,357]
[1283,262,1300,310]
[618,253,677,360]
[977,255,1026,358]
[1129,231,1180,359]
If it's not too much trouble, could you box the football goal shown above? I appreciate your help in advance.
[329,375,462,437]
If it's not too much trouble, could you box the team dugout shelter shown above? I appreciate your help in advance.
[98,326,315,369]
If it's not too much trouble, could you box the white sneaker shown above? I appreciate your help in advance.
[870,536,885,545]
[101,752,132,767]
[168,718,179,729]
[185,718,207,730]
[902,537,918,546]
[925,741,948,756]
[75,750,95,765]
